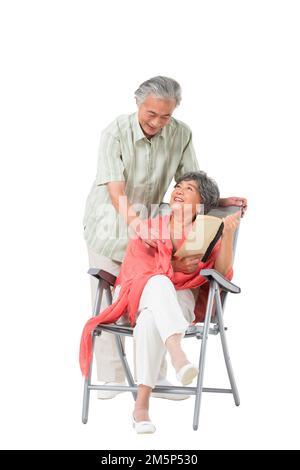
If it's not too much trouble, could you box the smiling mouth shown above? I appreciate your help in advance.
[174,197,184,202]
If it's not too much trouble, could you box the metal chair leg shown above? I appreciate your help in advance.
[82,380,90,424]
[115,335,137,401]
[104,283,137,400]
[82,334,96,424]
[81,279,104,424]
[215,288,240,406]
[193,280,216,430]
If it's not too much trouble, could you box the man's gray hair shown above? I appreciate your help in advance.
[134,76,182,107]
[176,171,220,214]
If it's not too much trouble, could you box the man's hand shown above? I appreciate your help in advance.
[219,197,247,217]
[106,182,164,248]
[171,255,202,273]
[131,218,164,248]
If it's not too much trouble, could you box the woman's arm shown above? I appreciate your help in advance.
[214,212,240,276]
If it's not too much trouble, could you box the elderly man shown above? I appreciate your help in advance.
[83,76,247,400]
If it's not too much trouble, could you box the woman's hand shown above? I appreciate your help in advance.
[222,211,241,239]
[171,255,202,273]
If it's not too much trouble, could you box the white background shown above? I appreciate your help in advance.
[0,0,299,450]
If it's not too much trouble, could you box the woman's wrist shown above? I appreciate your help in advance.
[221,232,234,243]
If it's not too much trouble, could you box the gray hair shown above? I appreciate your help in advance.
[134,76,182,107]
[176,171,220,214]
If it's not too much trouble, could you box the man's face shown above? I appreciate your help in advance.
[137,95,176,138]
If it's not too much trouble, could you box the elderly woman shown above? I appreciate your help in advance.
[79,171,240,434]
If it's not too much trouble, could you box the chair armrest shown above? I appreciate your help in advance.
[200,269,241,294]
[88,268,117,287]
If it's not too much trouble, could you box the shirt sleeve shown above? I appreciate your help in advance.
[175,132,200,181]
[95,131,125,186]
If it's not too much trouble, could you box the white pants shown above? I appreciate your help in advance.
[114,275,196,389]
[87,249,170,382]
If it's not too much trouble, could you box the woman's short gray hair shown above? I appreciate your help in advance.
[134,76,182,107]
[176,171,220,214]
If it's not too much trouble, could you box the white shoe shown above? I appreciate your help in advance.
[176,363,199,386]
[132,415,156,434]
[97,381,126,400]
[151,377,191,400]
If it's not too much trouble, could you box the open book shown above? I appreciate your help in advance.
[174,215,224,262]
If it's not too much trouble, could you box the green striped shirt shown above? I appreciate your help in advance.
[83,112,200,262]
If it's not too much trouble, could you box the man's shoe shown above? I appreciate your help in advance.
[151,377,191,400]
[97,381,126,399]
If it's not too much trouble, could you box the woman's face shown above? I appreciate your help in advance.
[169,179,202,221]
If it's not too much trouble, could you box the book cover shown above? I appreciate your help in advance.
[174,215,224,262]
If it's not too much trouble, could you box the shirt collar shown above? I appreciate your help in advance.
[132,112,167,142]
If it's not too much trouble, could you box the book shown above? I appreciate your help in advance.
[174,215,224,262]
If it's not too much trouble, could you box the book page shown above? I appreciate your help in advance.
[174,215,222,258]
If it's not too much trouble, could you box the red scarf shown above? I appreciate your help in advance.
[80,215,233,377]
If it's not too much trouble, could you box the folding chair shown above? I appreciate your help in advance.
[82,205,241,430]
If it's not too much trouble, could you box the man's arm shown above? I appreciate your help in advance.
[174,130,200,181]
[107,181,161,248]
[218,197,248,217]
[107,181,139,227]
[173,127,247,218]
[94,126,159,246]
